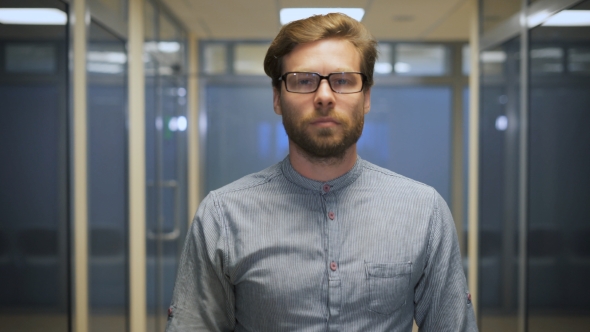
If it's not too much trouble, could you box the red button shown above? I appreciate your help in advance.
[330,261,338,271]
[323,184,330,193]
[328,211,335,220]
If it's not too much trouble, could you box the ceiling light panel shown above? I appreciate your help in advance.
[280,8,364,25]
[0,8,67,25]
[542,10,590,27]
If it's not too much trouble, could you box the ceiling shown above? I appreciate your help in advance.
[161,0,473,41]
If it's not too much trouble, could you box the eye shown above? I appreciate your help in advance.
[297,79,313,85]
[333,79,350,85]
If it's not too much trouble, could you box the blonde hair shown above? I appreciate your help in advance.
[264,13,377,90]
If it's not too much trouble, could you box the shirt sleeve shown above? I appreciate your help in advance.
[414,190,478,332]
[165,192,236,332]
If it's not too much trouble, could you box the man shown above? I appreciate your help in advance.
[166,13,477,331]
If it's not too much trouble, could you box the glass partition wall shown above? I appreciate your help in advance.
[527,1,590,330]
[0,1,70,331]
[0,0,189,330]
[144,1,188,331]
[478,0,590,331]
[479,38,521,332]
[87,19,129,332]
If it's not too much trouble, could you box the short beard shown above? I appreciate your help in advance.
[281,104,364,163]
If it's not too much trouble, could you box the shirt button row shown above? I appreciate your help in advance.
[328,211,335,220]
[322,183,330,193]
[330,261,338,271]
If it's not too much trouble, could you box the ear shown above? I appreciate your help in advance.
[363,88,371,114]
[273,87,282,115]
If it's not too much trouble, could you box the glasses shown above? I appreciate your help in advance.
[279,72,367,94]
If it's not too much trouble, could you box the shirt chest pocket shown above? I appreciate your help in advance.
[365,262,412,315]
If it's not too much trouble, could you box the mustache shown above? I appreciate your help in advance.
[301,110,347,125]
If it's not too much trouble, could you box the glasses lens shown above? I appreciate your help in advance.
[329,73,363,93]
[285,72,319,93]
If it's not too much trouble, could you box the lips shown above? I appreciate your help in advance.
[309,117,340,127]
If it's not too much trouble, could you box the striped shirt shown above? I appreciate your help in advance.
[166,156,477,331]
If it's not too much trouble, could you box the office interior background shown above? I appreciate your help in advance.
[0,0,588,331]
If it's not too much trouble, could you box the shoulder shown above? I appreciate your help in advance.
[210,162,283,198]
[359,159,436,197]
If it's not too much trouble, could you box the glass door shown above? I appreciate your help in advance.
[145,2,188,330]
[0,1,70,331]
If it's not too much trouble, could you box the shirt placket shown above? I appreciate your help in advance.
[322,183,341,330]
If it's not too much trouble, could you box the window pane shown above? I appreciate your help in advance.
[394,44,448,76]
[569,47,590,74]
[479,37,521,332]
[0,1,69,331]
[531,47,563,74]
[359,86,452,203]
[203,44,227,74]
[528,1,590,330]
[205,85,280,192]
[5,44,56,73]
[375,43,393,74]
[481,49,508,76]
[234,43,269,75]
[87,20,128,332]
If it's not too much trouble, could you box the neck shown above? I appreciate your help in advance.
[288,141,358,182]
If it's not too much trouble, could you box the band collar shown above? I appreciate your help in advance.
[280,155,364,193]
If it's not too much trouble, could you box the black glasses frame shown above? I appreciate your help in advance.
[278,72,367,94]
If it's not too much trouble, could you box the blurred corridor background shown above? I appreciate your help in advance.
[0,0,589,331]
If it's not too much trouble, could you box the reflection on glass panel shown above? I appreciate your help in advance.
[479,38,520,332]
[0,1,69,331]
[528,1,590,330]
[481,49,508,76]
[234,43,269,75]
[203,43,227,74]
[394,44,447,76]
[87,20,128,332]
[531,47,563,74]
[375,43,392,74]
[481,0,520,33]
[145,4,188,332]
[569,47,590,73]
[5,43,56,73]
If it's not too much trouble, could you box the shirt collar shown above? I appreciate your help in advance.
[280,155,364,193]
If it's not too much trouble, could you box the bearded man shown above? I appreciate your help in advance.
[166,13,477,332]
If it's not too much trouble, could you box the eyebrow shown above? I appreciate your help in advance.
[289,68,357,73]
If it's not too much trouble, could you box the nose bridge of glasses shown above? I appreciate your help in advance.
[317,75,333,90]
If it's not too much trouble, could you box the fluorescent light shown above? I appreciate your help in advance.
[0,8,67,25]
[280,8,364,25]
[374,62,392,74]
[87,63,124,74]
[158,42,180,53]
[87,51,127,64]
[542,10,590,27]
[480,51,506,63]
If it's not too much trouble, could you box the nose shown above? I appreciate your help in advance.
[313,78,335,111]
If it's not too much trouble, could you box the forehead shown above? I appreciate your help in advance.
[282,38,361,73]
